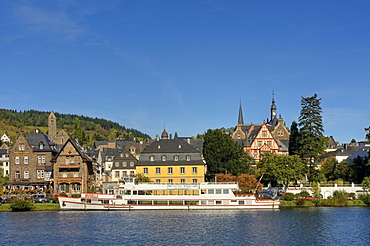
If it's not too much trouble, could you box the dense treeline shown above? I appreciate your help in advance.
[0,109,150,145]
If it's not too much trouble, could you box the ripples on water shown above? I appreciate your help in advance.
[1,207,370,245]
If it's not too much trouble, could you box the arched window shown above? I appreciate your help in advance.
[161,155,166,161]
[174,155,179,161]
[186,156,191,161]
[150,156,155,161]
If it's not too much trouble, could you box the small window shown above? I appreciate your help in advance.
[161,155,166,161]
[180,167,185,174]
[168,179,173,184]
[192,179,198,184]
[208,189,214,194]
[150,156,155,161]
[216,201,222,205]
[239,201,244,205]
[24,171,29,179]
[174,155,179,161]
[192,167,197,174]
[156,179,161,184]
[155,167,161,174]
[15,156,20,164]
[143,168,148,175]
[15,171,20,179]
[24,156,28,164]
[115,171,120,178]
[186,156,191,161]
[180,179,185,184]
[125,153,129,157]
[223,189,229,194]
[168,167,173,174]
[216,189,222,194]
[130,161,134,167]
[115,162,119,167]
[123,162,127,167]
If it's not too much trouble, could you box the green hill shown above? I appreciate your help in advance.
[0,109,150,146]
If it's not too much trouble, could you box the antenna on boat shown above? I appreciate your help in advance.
[253,174,264,194]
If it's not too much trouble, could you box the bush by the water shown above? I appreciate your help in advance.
[9,198,34,211]
[283,193,295,201]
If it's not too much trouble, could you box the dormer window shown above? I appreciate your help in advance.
[186,156,191,161]
[150,156,155,161]
[178,145,182,148]
[157,145,161,149]
[174,155,179,161]
[39,142,44,150]
[161,155,166,161]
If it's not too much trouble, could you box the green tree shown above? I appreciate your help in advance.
[203,129,254,180]
[320,156,338,181]
[174,132,179,139]
[365,126,370,141]
[289,121,299,155]
[297,94,326,162]
[257,153,305,190]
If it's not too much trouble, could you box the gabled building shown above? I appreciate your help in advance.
[8,132,58,193]
[111,149,138,182]
[231,93,289,161]
[52,138,94,195]
[136,130,206,184]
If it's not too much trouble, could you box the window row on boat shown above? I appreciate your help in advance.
[119,188,232,196]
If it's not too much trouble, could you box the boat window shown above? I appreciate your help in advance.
[201,201,207,205]
[169,201,183,205]
[133,190,138,195]
[208,201,214,205]
[125,190,131,195]
[216,189,222,194]
[208,189,214,194]
[201,189,206,194]
[239,201,244,205]
[138,190,145,195]
[223,189,229,194]
[216,201,222,205]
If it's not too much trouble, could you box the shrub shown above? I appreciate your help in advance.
[283,193,295,201]
[331,190,349,206]
[9,198,34,212]
[297,190,310,198]
[359,194,370,206]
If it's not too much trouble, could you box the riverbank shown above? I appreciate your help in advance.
[0,203,60,212]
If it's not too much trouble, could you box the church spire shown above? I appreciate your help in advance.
[238,99,244,125]
[270,91,277,121]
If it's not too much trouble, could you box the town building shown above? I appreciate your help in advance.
[136,130,206,184]
[231,93,289,161]
[111,149,138,182]
[52,138,94,195]
[8,132,58,193]
[0,148,9,177]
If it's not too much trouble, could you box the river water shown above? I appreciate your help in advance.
[1,207,370,245]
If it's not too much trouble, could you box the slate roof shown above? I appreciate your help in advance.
[25,133,57,152]
[142,139,201,153]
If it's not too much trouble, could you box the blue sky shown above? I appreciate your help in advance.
[0,1,369,144]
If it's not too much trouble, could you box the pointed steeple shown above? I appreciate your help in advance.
[238,99,244,125]
[270,91,277,121]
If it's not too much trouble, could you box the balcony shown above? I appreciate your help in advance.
[59,163,81,168]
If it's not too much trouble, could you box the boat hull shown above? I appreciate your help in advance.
[57,196,279,210]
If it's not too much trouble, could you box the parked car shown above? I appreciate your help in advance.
[33,194,48,203]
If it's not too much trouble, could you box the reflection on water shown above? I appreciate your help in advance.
[1,207,370,245]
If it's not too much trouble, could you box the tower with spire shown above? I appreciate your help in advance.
[238,99,244,125]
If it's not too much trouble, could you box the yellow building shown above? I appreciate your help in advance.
[136,132,205,184]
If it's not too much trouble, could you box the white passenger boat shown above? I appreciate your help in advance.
[57,178,279,210]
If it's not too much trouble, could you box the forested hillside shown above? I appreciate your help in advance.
[0,109,151,146]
